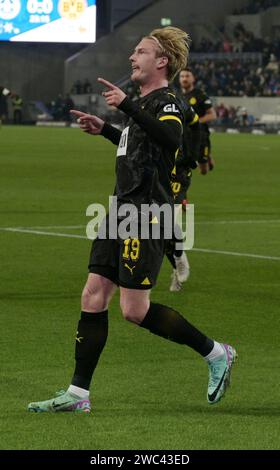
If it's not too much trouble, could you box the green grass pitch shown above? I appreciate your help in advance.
[0,126,279,450]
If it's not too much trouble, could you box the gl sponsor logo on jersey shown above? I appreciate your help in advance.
[163,103,179,113]
[0,0,21,20]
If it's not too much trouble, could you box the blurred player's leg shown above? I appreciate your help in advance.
[168,172,191,291]
[208,156,215,171]
[174,251,190,283]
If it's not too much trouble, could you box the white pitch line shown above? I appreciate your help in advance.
[1,227,87,239]
[1,220,279,231]
[196,219,280,225]
[1,226,279,261]
[6,225,86,230]
[192,248,280,261]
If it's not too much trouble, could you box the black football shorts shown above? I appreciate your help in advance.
[88,215,166,289]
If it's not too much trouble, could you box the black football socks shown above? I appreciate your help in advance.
[71,310,108,390]
[140,303,214,356]
[71,303,214,390]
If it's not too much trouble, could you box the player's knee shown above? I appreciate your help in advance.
[121,308,142,324]
[81,285,108,312]
[120,301,148,325]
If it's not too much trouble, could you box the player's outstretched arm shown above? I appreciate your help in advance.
[70,110,105,135]
[199,107,217,124]
[98,78,127,107]
[71,109,122,145]
[98,77,181,152]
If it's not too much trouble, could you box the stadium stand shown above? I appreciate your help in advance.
[1,0,279,131]
[188,58,279,97]
[233,0,280,15]
[192,23,279,56]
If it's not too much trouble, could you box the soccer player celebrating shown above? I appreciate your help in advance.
[28,27,236,413]
[179,68,217,174]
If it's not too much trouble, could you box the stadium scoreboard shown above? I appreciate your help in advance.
[0,0,96,43]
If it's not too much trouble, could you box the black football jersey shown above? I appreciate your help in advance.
[184,88,213,133]
[115,87,184,208]
[175,94,200,170]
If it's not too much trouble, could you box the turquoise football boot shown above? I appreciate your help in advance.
[207,344,237,404]
[27,390,91,413]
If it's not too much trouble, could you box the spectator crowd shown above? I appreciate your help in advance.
[193,23,280,59]
[188,21,280,97]
[233,0,279,15]
[189,57,279,97]
[47,94,75,121]
[70,9,280,101]
[71,79,93,95]
[215,103,255,127]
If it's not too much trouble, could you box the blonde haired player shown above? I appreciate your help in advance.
[28,27,236,413]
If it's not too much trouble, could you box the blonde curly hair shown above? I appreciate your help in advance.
[146,26,191,82]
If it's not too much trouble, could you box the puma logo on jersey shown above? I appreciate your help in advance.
[124,263,136,275]
[163,104,179,113]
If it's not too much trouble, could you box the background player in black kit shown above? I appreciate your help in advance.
[166,69,217,291]
[28,27,236,413]
[179,68,217,174]
[166,102,201,291]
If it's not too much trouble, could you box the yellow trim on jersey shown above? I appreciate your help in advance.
[159,115,182,126]
[189,114,199,125]
[167,92,176,98]
[171,149,180,176]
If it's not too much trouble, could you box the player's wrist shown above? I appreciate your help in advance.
[118,96,137,114]
[100,122,112,136]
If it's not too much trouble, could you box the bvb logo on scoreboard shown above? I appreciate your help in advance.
[58,0,87,20]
